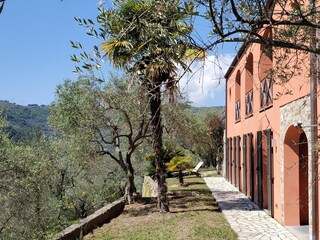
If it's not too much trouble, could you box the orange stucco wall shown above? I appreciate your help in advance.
[225,31,314,227]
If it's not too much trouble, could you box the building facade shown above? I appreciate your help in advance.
[224,28,320,238]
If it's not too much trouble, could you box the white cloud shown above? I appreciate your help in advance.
[178,54,234,107]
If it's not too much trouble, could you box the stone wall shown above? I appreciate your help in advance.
[142,176,158,198]
[53,198,125,240]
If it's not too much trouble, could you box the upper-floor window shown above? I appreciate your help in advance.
[259,28,273,110]
[245,53,253,89]
[235,71,241,100]
[245,53,254,117]
[235,71,241,122]
[245,89,253,116]
[235,100,241,122]
[260,77,273,108]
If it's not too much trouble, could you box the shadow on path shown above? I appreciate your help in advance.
[203,176,300,240]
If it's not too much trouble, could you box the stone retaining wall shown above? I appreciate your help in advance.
[53,198,125,240]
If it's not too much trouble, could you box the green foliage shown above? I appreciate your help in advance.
[0,113,10,158]
[163,103,225,166]
[72,0,204,97]
[0,86,148,238]
[98,0,200,71]
[0,107,126,238]
[201,0,320,55]
[0,132,125,239]
[208,115,224,163]
[145,143,189,177]
[49,77,98,135]
[50,75,151,203]
[145,162,157,179]
[49,75,150,146]
[166,155,192,172]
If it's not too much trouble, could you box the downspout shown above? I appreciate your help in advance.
[224,76,228,179]
[310,0,318,237]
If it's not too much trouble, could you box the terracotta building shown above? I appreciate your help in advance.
[224,27,320,238]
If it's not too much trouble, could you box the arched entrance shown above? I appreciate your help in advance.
[284,125,309,226]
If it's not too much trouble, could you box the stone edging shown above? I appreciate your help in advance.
[53,198,125,240]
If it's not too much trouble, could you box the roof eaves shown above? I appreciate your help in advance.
[224,43,247,80]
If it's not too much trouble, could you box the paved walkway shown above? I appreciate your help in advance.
[204,176,300,240]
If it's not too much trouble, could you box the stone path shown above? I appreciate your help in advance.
[204,177,300,240]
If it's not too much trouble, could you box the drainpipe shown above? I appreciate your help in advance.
[225,76,228,179]
[310,0,318,237]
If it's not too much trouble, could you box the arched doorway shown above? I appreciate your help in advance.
[284,125,309,226]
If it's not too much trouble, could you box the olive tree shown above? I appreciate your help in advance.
[50,76,150,204]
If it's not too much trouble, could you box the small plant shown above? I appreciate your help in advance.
[144,144,185,179]
[166,155,192,186]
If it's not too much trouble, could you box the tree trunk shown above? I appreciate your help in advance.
[149,82,169,212]
[124,155,138,204]
[212,153,217,168]
[116,145,138,204]
[178,169,184,186]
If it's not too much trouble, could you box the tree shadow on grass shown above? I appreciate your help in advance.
[172,189,213,195]
[184,181,207,186]
[123,203,158,217]
[170,208,221,213]
[168,189,222,214]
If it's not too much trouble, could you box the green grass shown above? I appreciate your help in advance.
[84,174,237,240]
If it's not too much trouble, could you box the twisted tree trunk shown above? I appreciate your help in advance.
[124,155,138,204]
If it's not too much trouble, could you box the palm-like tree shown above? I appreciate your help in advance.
[166,154,192,186]
[99,0,203,212]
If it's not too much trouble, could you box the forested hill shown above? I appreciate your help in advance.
[191,106,225,116]
[0,100,52,141]
[0,100,225,141]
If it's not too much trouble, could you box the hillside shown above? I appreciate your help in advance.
[191,105,225,118]
[0,100,225,142]
[0,100,52,141]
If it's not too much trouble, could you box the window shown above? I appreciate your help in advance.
[235,71,241,100]
[245,53,254,117]
[259,28,272,110]
[235,71,241,122]
[260,77,273,108]
[235,100,241,121]
[245,89,253,116]
[245,53,254,90]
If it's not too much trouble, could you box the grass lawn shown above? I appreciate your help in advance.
[84,174,237,240]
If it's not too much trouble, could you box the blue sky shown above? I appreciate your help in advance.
[0,1,234,107]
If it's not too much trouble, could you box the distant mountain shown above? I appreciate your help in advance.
[0,100,225,142]
[0,100,52,141]
[190,106,225,117]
